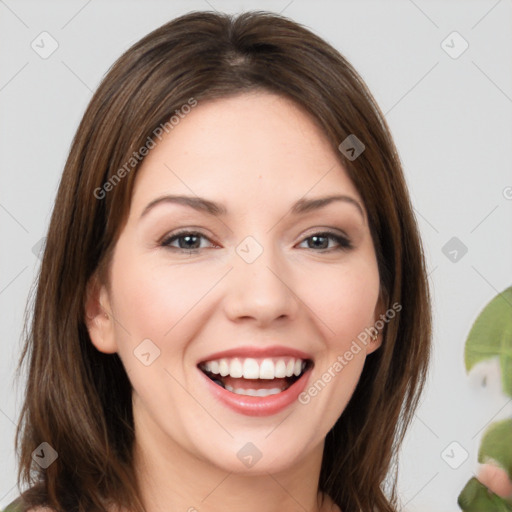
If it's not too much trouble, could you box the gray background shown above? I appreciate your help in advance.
[1,1,511,511]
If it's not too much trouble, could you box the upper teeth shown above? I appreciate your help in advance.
[201,357,306,379]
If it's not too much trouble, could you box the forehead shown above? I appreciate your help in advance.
[129,91,362,217]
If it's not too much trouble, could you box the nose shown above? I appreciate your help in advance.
[222,236,300,327]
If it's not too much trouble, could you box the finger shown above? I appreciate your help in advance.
[477,463,512,500]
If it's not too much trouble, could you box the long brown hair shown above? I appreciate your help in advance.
[13,10,431,512]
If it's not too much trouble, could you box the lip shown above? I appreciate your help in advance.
[198,364,313,417]
[197,345,314,365]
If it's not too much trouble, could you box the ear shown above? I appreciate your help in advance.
[366,290,387,355]
[84,272,118,354]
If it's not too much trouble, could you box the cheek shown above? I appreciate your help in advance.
[109,247,219,351]
[112,263,171,335]
[305,258,380,344]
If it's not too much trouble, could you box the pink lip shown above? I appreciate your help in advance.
[198,365,313,417]
[197,345,313,364]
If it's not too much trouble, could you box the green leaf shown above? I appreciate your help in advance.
[478,419,512,481]
[458,477,512,512]
[464,286,512,397]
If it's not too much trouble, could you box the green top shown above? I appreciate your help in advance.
[2,496,23,512]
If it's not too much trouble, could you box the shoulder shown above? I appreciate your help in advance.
[2,497,22,512]
[2,497,55,512]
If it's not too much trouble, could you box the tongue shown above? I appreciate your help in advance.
[222,376,289,391]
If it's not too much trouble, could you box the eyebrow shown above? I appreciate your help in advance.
[139,194,365,221]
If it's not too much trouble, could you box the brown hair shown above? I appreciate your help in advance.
[13,10,431,512]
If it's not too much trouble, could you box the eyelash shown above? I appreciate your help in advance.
[160,229,353,254]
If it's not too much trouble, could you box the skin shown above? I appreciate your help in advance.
[85,91,386,512]
[477,463,512,500]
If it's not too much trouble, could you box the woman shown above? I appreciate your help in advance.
[7,10,432,512]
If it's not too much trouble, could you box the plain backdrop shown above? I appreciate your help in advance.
[1,1,511,511]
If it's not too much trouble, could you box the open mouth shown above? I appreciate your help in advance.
[198,357,314,397]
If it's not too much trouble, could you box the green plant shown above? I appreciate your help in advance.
[458,286,512,511]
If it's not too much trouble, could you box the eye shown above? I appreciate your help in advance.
[160,229,352,254]
[297,231,352,251]
[160,230,216,253]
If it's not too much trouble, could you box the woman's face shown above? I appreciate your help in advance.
[87,91,383,475]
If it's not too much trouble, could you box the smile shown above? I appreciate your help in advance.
[198,356,313,397]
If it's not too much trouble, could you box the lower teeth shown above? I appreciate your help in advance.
[224,385,283,397]
[210,377,286,396]
[207,371,303,396]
